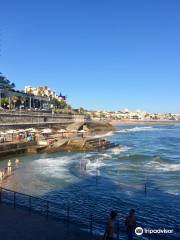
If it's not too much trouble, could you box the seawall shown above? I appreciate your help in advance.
[0,112,85,130]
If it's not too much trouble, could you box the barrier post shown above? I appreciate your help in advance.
[90,214,93,235]
[67,205,70,222]
[13,192,16,208]
[46,201,49,219]
[117,219,120,240]
[29,196,31,213]
[0,187,2,203]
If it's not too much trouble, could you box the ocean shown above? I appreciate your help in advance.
[1,124,180,239]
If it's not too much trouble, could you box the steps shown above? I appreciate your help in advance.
[66,122,84,131]
[85,138,119,150]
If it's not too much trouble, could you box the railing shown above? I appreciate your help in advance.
[0,187,95,235]
[0,110,83,118]
[0,112,86,125]
[0,187,157,239]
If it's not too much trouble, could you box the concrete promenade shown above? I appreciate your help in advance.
[0,204,100,240]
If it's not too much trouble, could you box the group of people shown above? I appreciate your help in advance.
[15,132,35,142]
[103,209,136,240]
[0,159,20,181]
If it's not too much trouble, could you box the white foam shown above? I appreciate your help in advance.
[146,161,180,172]
[92,131,114,138]
[80,158,106,176]
[108,146,130,155]
[100,153,112,159]
[86,159,106,169]
[117,126,159,133]
[165,190,180,196]
[32,156,77,180]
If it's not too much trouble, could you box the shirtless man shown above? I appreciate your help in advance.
[125,209,137,240]
[104,210,118,240]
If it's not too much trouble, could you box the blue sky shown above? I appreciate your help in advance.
[0,0,180,113]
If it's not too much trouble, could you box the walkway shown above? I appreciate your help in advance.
[66,122,84,131]
[0,204,100,240]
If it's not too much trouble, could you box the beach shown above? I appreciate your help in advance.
[110,119,180,126]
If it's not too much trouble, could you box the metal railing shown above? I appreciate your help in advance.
[0,187,157,239]
[0,187,95,235]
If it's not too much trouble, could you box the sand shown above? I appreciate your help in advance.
[110,119,180,126]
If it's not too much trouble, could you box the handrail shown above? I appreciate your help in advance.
[0,186,158,239]
[0,187,63,206]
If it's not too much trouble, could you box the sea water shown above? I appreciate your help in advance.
[1,125,180,239]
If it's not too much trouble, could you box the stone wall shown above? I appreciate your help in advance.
[0,112,86,129]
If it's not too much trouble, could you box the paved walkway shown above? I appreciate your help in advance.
[0,204,99,240]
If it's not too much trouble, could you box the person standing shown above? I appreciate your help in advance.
[15,159,20,168]
[0,169,3,181]
[125,209,137,240]
[7,160,12,175]
[103,210,118,240]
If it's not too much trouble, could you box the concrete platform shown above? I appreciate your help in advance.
[0,204,100,240]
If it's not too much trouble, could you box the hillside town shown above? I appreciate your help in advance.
[85,109,180,121]
[1,72,180,121]
[0,72,69,111]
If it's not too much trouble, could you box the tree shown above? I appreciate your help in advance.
[0,72,15,89]
[11,96,19,109]
[53,98,69,109]
[20,96,26,104]
[0,98,9,108]
[79,107,85,114]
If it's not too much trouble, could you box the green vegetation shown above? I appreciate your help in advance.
[0,71,72,111]
[53,98,71,110]
[0,72,15,89]
[0,98,9,108]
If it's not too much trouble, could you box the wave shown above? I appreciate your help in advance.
[117,126,160,133]
[91,131,114,138]
[86,159,106,169]
[32,156,78,180]
[165,190,180,196]
[146,161,180,172]
[108,146,130,155]
[80,158,106,176]
[118,154,153,161]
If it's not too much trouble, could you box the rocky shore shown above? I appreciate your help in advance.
[43,121,117,153]
[0,121,117,157]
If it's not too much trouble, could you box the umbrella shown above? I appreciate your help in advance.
[6,130,17,134]
[26,128,37,132]
[18,129,26,132]
[42,128,52,134]
[58,129,66,133]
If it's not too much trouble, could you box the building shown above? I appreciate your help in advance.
[24,86,66,102]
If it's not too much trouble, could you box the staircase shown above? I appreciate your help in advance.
[66,122,85,131]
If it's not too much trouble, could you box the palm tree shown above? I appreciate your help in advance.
[20,96,26,104]
[20,96,26,108]
[11,96,19,109]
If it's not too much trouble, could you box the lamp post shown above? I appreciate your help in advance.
[29,96,32,109]
[51,104,54,121]
[8,97,11,110]
[20,100,25,114]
